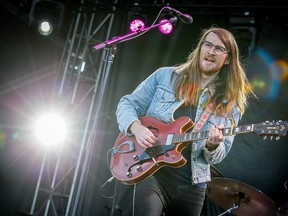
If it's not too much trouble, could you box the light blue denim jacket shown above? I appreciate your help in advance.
[116,66,240,184]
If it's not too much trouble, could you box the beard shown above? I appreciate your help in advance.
[199,60,222,75]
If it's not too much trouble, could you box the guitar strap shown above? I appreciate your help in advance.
[192,99,215,132]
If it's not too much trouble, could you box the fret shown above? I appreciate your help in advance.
[191,131,209,141]
[184,133,188,141]
[202,131,209,139]
[235,125,245,134]
[175,134,184,143]
[192,131,198,140]
[173,134,181,143]
[188,132,196,141]
[246,124,253,131]
[233,124,254,135]
[234,126,240,133]
[224,128,232,136]
[191,132,197,140]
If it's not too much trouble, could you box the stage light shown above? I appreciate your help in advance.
[35,113,67,146]
[128,10,147,33]
[28,0,66,37]
[38,20,53,36]
[159,18,173,35]
[129,18,145,32]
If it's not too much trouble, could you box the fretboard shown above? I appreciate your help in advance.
[172,124,255,143]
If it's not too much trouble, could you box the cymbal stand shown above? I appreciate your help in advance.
[218,192,245,216]
[218,202,239,216]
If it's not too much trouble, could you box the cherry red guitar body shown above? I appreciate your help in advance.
[110,116,288,185]
[110,116,193,185]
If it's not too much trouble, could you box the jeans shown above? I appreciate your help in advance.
[132,170,206,216]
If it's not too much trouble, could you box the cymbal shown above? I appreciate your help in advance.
[206,177,277,216]
[210,165,223,178]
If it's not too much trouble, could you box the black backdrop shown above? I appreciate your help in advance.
[0,3,288,216]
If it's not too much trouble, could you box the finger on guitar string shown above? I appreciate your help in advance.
[130,120,157,148]
[208,124,224,144]
[137,128,156,147]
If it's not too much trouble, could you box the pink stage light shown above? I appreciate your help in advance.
[129,19,145,32]
[159,19,173,35]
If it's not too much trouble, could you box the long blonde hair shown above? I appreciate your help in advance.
[174,27,253,116]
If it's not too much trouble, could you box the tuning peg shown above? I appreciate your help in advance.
[276,136,280,140]
[270,136,273,141]
[263,136,267,140]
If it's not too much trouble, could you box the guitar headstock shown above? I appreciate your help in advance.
[253,120,288,140]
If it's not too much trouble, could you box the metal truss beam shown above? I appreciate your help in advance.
[29,1,118,215]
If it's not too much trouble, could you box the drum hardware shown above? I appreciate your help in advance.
[206,177,277,216]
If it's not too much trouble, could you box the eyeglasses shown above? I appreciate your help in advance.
[201,41,229,55]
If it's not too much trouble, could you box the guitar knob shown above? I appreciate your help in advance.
[133,155,139,161]
[164,152,169,157]
[126,172,132,178]
[136,165,142,171]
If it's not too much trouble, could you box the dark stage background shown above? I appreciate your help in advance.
[0,1,288,216]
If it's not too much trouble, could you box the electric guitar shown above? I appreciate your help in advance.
[110,116,287,185]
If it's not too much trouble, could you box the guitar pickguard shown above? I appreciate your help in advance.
[140,144,176,160]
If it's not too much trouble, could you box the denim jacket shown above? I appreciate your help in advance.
[116,67,240,184]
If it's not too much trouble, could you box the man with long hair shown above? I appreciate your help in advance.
[116,27,252,216]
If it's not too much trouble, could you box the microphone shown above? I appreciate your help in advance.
[163,6,193,24]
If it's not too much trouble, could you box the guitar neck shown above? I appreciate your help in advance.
[172,124,255,143]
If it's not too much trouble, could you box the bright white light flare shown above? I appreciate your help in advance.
[35,113,67,146]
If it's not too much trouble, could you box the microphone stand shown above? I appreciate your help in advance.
[92,17,178,51]
[89,15,177,216]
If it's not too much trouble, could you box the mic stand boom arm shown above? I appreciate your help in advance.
[92,17,177,51]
